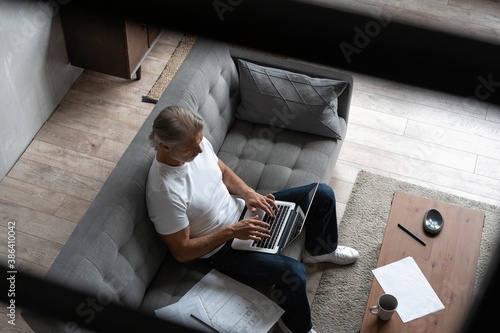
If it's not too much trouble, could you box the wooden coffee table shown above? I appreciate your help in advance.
[360,191,485,333]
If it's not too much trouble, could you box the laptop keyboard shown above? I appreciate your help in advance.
[252,205,290,249]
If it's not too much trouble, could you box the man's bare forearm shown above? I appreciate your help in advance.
[218,159,253,197]
[162,225,235,263]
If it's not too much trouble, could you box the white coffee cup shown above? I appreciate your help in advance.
[369,294,398,320]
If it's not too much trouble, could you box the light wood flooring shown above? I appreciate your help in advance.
[2,1,500,332]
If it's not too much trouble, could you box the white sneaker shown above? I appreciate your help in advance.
[301,246,359,265]
[278,318,317,333]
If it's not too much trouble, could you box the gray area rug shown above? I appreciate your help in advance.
[310,170,500,333]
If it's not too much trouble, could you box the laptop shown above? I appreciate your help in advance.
[231,183,319,254]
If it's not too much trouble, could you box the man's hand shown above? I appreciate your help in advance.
[243,191,278,218]
[161,215,271,262]
[217,158,278,217]
[231,216,271,241]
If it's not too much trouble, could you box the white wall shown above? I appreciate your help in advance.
[0,0,82,180]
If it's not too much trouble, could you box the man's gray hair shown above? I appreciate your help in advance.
[148,105,204,150]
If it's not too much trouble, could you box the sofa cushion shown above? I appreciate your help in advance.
[218,119,346,194]
[236,59,347,139]
[139,254,212,312]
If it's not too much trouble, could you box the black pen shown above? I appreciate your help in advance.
[190,313,220,333]
[398,223,426,246]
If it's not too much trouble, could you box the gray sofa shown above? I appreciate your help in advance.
[22,37,353,332]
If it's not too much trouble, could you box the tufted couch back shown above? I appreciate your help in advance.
[158,38,241,153]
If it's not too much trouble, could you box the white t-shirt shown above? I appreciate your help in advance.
[146,137,245,258]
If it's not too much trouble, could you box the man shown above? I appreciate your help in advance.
[146,105,359,333]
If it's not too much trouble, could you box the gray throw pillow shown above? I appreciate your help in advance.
[236,59,348,139]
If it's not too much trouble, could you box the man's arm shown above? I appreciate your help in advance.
[161,159,276,263]
[160,217,270,263]
[217,158,277,217]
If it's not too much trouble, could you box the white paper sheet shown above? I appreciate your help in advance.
[372,256,445,323]
[180,269,284,333]
[155,295,216,332]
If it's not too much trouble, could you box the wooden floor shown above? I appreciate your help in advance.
[2,1,500,332]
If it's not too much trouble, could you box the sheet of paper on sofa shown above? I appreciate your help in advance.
[179,269,284,333]
[155,296,214,332]
[372,256,445,323]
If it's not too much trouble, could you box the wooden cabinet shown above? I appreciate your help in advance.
[60,6,162,80]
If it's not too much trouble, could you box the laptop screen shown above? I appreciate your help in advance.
[300,182,319,218]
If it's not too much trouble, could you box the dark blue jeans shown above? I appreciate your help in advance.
[208,183,339,333]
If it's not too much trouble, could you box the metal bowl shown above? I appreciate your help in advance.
[423,208,444,234]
